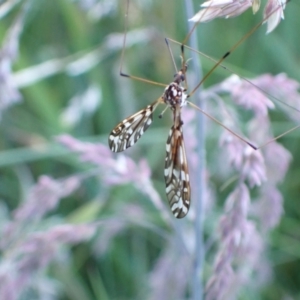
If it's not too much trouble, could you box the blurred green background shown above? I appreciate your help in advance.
[1,0,300,299]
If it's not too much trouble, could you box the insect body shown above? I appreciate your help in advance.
[109,66,191,218]
[108,0,288,218]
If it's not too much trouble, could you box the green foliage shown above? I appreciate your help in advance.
[1,0,300,299]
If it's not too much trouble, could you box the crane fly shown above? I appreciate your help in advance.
[108,0,289,218]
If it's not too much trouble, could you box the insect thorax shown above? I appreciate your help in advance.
[162,83,187,109]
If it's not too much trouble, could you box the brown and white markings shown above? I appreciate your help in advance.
[108,0,289,218]
[108,101,160,153]
[109,66,191,218]
[164,110,190,218]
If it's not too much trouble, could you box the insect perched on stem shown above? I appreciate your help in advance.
[108,0,289,218]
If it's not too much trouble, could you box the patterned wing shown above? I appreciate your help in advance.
[164,121,191,218]
[108,100,160,152]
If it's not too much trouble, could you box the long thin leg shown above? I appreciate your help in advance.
[187,101,257,150]
[187,2,288,98]
[171,0,296,148]
[119,0,168,88]
[166,37,300,114]
[165,38,178,74]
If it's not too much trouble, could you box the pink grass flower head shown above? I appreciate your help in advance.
[14,175,80,222]
[241,147,266,187]
[264,141,292,184]
[206,264,235,300]
[0,176,81,250]
[57,135,169,219]
[252,185,284,230]
[189,0,286,32]
[220,75,275,116]
[219,184,250,239]
[264,0,286,33]
[189,0,253,23]
[57,134,152,187]
[206,184,256,299]
[220,133,267,187]
[17,226,89,274]
[254,73,300,121]
[220,132,245,170]
[149,242,190,300]
[0,224,95,300]
[207,184,266,299]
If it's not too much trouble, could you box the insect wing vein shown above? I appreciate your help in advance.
[164,123,190,218]
[109,100,160,152]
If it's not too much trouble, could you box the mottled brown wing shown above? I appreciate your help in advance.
[164,122,191,218]
[108,100,160,152]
